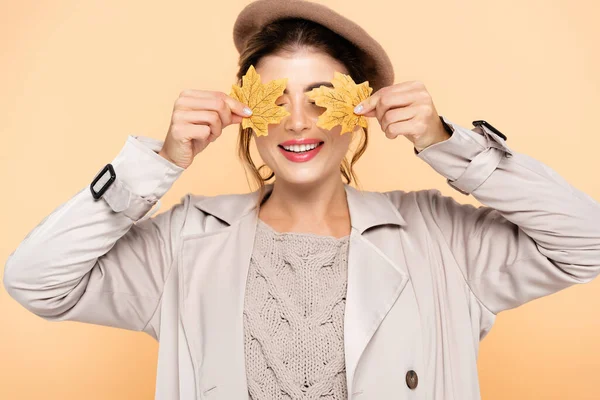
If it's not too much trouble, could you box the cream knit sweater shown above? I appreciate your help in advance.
[244,219,350,399]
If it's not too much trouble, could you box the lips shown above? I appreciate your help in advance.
[279,138,323,146]
[278,141,324,163]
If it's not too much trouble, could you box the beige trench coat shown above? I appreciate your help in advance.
[5,116,600,399]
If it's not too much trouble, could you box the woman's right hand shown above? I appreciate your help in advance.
[158,90,252,170]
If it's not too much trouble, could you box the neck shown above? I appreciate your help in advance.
[259,176,350,234]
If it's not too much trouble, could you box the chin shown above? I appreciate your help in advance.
[277,175,322,186]
[275,167,338,187]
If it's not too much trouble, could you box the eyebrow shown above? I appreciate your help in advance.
[283,81,333,94]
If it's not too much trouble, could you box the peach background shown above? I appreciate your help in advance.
[1,0,599,398]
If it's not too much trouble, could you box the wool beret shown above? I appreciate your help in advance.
[232,0,394,91]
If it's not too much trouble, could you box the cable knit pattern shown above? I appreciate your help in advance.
[244,219,350,400]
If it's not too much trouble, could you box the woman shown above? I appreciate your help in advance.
[4,0,600,399]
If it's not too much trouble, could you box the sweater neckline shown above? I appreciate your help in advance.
[257,218,350,242]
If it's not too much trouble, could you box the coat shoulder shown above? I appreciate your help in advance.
[178,191,255,236]
[381,187,484,228]
[382,187,445,216]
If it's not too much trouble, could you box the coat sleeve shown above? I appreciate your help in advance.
[414,116,600,315]
[3,135,186,340]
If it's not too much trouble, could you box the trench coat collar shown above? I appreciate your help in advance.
[192,183,407,232]
[186,183,410,397]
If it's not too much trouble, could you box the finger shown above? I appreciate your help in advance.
[222,91,254,118]
[385,119,421,139]
[181,124,212,142]
[353,88,386,116]
[354,83,419,116]
[380,106,418,133]
[179,89,217,98]
[368,91,420,122]
[175,96,239,127]
[177,110,222,138]
[177,90,252,122]
[360,108,377,118]
[384,120,412,139]
[230,114,244,125]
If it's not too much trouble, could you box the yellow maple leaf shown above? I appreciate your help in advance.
[305,72,373,135]
[229,65,290,137]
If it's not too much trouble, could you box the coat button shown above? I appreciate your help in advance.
[405,370,418,389]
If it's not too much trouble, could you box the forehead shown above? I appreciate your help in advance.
[255,50,348,88]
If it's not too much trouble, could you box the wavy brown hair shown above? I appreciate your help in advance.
[235,18,371,204]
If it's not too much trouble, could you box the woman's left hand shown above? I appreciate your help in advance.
[354,81,451,152]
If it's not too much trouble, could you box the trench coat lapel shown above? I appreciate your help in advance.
[341,185,409,396]
[184,183,409,398]
[178,197,259,399]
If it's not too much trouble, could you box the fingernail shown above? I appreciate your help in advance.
[354,104,364,114]
[243,107,253,116]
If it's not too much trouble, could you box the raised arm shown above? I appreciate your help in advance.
[3,135,186,340]
[398,117,600,315]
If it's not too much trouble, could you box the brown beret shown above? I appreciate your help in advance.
[232,0,394,91]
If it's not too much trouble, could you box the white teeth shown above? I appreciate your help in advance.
[282,143,320,153]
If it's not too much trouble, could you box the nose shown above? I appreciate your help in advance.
[283,99,312,134]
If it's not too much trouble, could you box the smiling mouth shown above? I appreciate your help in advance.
[278,141,325,153]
